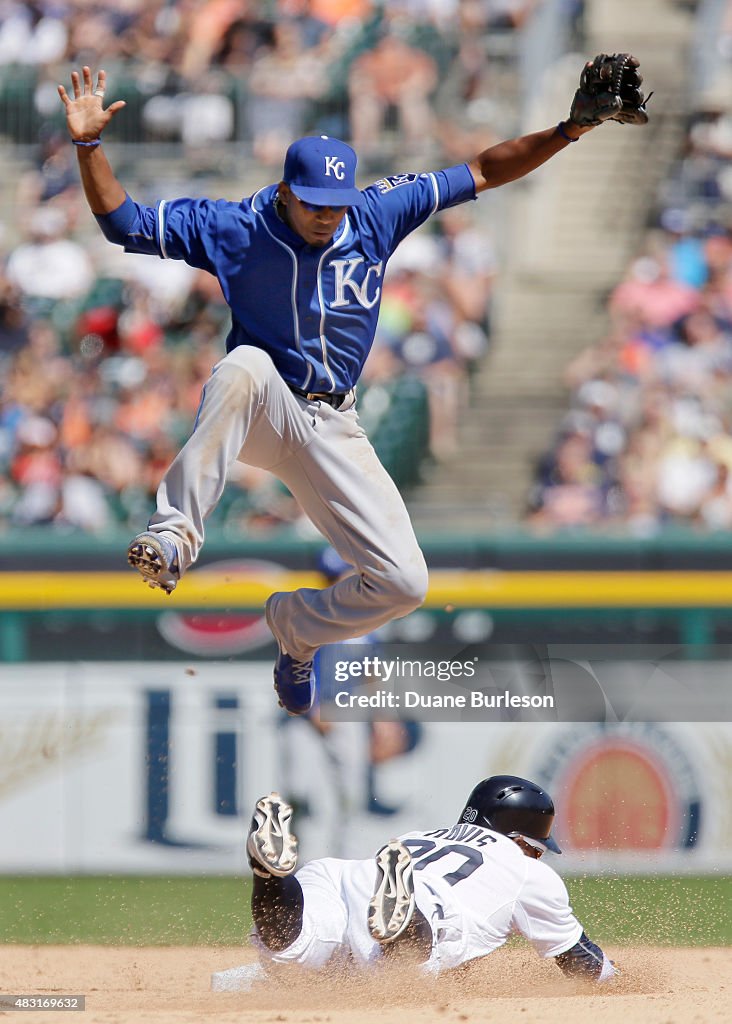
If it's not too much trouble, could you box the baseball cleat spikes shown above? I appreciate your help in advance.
[368,840,416,943]
[247,793,298,878]
[127,532,179,594]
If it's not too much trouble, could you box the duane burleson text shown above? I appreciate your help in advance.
[334,691,554,709]
[404,691,555,709]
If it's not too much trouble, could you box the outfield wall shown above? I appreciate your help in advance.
[1,662,730,875]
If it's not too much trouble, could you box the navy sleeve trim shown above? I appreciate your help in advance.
[94,194,137,244]
[554,931,606,979]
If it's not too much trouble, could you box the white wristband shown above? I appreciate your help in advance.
[598,954,619,983]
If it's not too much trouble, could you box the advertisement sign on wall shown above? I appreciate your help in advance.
[1,663,730,874]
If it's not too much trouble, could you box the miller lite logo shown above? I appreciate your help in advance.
[325,156,345,180]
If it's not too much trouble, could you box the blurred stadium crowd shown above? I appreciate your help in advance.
[528,83,732,533]
[0,0,535,152]
[0,0,522,534]
[6,1,730,539]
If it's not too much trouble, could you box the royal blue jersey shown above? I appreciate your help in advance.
[97,164,476,392]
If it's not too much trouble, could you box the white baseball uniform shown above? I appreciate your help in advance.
[254,823,584,973]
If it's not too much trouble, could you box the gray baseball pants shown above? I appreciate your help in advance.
[148,346,428,660]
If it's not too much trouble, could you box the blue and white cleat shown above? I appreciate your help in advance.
[246,793,298,878]
[127,531,179,594]
[272,645,314,716]
[368,840,416,944]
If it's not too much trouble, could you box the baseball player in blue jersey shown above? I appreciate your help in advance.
[59,60,646,717]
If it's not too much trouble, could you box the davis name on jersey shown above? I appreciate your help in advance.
[393,824,583,970]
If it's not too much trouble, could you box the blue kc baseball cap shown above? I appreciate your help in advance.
[283,135,364,208]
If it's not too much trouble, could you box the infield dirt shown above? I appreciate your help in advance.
[2,945,730,1024]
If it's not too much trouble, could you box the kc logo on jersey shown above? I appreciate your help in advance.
[325,156,346,180]
[330,256,383,309]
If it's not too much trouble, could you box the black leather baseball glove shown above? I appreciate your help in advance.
[569,53,649,127]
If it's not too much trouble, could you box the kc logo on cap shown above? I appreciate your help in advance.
[283,135,364,207]
[324,156,345,180]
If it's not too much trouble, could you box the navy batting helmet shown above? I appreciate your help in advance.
[458,775,562,853]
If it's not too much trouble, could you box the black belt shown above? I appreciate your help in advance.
[288,384,348,409]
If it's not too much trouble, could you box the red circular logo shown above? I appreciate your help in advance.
[156,559,283,656]
[562,740,677,850]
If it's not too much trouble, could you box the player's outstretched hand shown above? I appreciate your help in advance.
[58,67,126,144]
